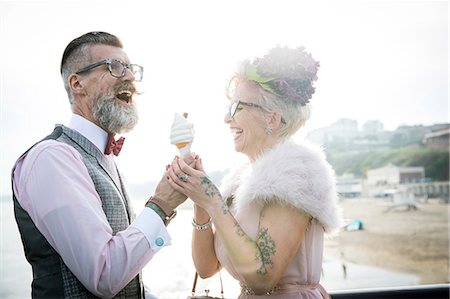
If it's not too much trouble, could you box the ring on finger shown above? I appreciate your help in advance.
[178,173,189,182]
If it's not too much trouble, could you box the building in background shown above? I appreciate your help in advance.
[307,118,391,151]
[306,120,449,202]
[336,173,363,198]
[307,118,359,145]
[366,164,425,197]
[422,128,450,148]
[365,164,449,202]
[362,120,384,135]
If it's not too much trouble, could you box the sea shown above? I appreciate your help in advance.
[0,195,419,299]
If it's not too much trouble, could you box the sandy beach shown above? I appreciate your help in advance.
[324,198,449,284]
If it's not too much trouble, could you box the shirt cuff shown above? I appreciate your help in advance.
[131,208,172,253]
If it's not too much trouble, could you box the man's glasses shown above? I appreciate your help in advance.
[75,58,144,82]
[226,100,287,124]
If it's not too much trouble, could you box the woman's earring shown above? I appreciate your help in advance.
[264,127,273,135]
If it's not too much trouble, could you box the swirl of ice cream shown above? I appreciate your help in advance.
[170,113,194,156]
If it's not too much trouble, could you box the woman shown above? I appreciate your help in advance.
[167,46,342,298]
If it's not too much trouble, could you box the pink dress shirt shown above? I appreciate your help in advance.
[12,114,171,298]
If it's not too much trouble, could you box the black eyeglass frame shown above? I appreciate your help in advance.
[227,100,287,124]
[75,58,144,82]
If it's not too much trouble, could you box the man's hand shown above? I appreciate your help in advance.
[153,153,196,210]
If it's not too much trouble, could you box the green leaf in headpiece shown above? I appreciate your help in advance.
[245,64,273,83]
[245,64,279,95]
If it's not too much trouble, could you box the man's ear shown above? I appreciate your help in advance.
[68,74,85,96]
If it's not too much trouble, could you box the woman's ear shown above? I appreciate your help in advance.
[267,112,283,132]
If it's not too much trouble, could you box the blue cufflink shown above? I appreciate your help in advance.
[155,237,164,247]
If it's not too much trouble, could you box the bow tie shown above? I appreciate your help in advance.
[104,133,125,156]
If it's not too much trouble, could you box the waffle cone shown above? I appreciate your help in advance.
[176,142,191,149]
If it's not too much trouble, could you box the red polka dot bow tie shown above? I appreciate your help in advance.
[104,133,125,156]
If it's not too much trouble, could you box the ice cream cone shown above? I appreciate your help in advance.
[178,143,191,157]
[170,112,194,157]
[176,141,190,149]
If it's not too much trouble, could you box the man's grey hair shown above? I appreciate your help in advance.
[60,32,122,103]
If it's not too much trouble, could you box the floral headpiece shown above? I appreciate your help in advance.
[244,46,319,106]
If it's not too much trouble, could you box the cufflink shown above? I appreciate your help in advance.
[155,237,164,247]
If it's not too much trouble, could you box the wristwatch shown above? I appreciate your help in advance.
[145,196,177,226]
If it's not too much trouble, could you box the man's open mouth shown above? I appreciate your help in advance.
[116,90,132,103]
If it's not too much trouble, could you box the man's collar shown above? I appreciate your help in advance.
[68,114,108,154]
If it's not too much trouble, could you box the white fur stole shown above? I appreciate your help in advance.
[220,140,343,234]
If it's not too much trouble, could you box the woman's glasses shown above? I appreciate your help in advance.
[226,101,264,118]
[226,101,287,124]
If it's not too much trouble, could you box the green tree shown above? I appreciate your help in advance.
[327,147,449,181]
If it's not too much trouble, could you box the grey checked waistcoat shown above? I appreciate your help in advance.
[12,125,143,298]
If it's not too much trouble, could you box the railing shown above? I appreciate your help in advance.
[329,283,449,299]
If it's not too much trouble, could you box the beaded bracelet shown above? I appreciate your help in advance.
[192,218,212,230]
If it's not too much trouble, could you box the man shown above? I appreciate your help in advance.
[11,31,189,298]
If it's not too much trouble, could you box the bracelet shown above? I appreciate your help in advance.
[145,202,168,225]
[145,196,177,226]
[192,218,212,230]
[149,195,176,217]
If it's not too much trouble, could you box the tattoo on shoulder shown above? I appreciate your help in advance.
[255,227,276,276]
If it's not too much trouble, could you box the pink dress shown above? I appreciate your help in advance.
[214,202,330,299]
[214,140,341,298]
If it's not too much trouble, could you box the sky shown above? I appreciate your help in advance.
[0,0,448,196]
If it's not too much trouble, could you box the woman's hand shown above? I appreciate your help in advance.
[166,156,224,213]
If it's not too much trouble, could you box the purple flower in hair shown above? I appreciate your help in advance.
[246,46,319,106]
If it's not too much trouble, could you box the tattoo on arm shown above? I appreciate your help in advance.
[255,227,276,275]
[233,219,251,240]
[232,217,276,276]
[200,177,219,197]
[200,177,228,214]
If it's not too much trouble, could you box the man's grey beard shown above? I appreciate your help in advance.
[92,92,139,134]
